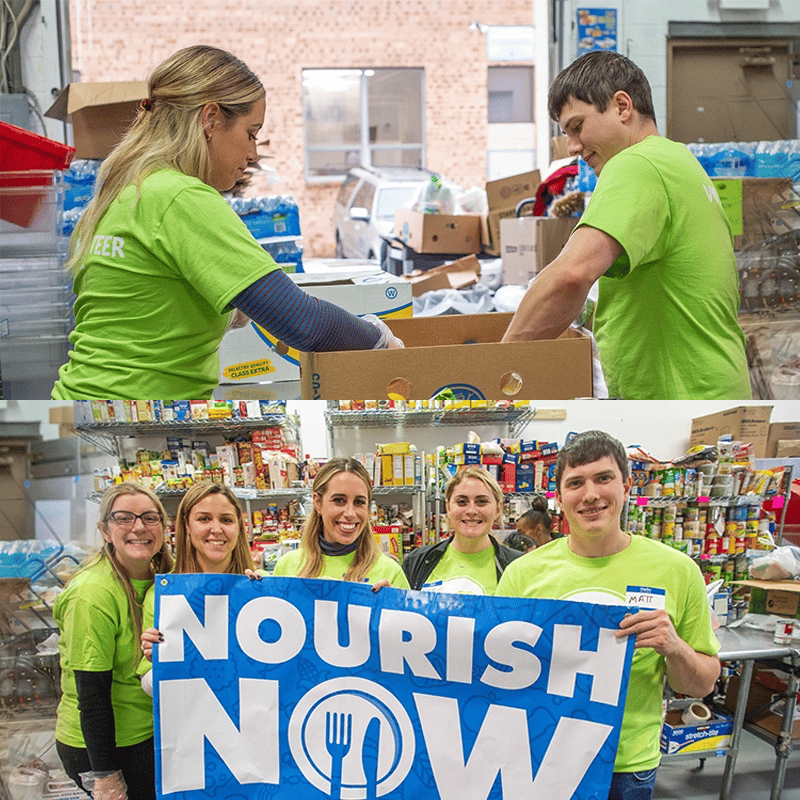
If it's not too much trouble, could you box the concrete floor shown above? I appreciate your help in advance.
[654,728,799,800]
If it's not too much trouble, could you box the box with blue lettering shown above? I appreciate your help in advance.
[660,707,733,757]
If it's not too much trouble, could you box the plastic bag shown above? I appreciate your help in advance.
[749,545,800,580]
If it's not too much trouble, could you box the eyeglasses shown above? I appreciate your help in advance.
[108,510,163,527]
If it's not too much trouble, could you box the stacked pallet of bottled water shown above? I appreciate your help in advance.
[228,194,304,273]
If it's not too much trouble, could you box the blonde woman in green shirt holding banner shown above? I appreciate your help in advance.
[139,482,256,683]
[402,466,522,595]
[54,483,173,800]
[272,458,409,588]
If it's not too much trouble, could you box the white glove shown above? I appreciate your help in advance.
[79,770,128,800]
[363,314,404,349]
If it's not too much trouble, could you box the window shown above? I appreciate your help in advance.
[488,67,534,124]
[351,180,376,213]
[302,68,425,182]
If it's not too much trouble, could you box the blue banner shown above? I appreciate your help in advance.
[153,574,635,799]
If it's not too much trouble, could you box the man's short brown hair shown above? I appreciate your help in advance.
[549,50,656,123]
[555,430,630,490]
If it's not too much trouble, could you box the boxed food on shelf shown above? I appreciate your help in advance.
[299,312,593,400]
[45,81,148,159]
[484,170,541,255]
[218,269,412,385]
[660,709,733,756]
[499,215,577,286]
[393,209,482,254]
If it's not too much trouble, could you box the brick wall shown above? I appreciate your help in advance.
[69,1,534,257]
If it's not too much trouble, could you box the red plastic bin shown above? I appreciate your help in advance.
[0,120,76,228]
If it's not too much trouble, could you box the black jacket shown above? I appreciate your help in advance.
[402,534,523,590]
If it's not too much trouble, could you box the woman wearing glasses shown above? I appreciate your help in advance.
[53,483,173,800]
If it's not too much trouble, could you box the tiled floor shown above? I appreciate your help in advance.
[654,729,799,799]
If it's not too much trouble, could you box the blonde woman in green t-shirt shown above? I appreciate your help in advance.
[139,482,255,674]
[272,458,408,588]
[54,483,173,800]
[402,466,522,595]
[52,45,401,401]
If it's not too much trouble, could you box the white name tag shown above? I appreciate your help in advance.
[626,585,666,610]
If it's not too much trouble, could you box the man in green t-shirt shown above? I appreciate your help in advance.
[496,430,720,800]
[502,50,750,400]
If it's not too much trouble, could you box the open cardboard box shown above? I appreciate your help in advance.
[402,254,481,297]
[299,312,593,400]
[219,270,412,384]
[733,579,800,621]
[45,81,148,159]
[660,709,733,756]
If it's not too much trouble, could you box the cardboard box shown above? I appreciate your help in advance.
[688,405,773,457]
[734,579,800,621]
[393,210,481,254]
[500,216,577,285]
[550,136,570,161]
[402,254,481,297]
[299,312,593,400]
[45,82,148,159]
[218,270,412,384]
[766,422,800,458]
[724,670,800,741]
[712,178,798,250]
[484,170,541,255]
[660,709,733,756]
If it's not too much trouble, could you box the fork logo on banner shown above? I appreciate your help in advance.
[153,574,635,800]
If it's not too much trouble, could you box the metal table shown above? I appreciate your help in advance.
[716,626,799,800]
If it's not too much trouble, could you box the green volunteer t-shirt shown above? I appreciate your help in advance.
[273,547,410,588]
[496,535,719,773]
[54,558,153,748]
[579,136,750,399]
[423,543,498,595]
[52,168,279,400]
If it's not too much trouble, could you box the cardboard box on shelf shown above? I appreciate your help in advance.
[218,270,411,385]
[45,81,148,160]
[713,178,799,250]
[393,210,481,255]
[766,422,800,458]
[500,216,578,286]
[724,669,800,741]
[734,579,800,621]
[402,254,481,297]
[659,709,733,756]
[688,405,773,457]
[299,312,593,400]
[484,170,541,255]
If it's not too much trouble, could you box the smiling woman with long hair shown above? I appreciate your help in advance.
[273,458,408,587]
[54,483,173,800]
